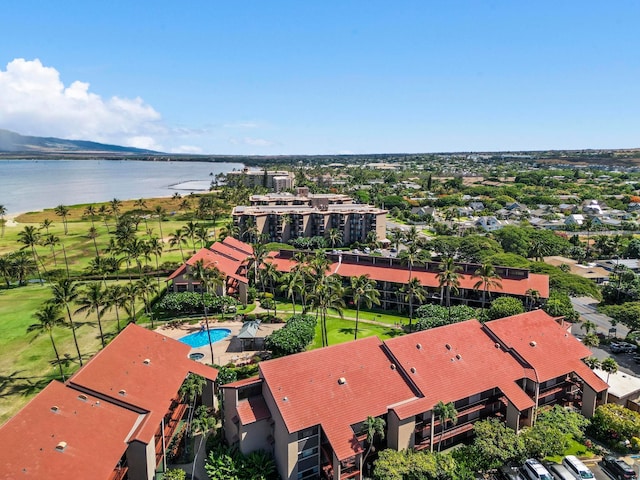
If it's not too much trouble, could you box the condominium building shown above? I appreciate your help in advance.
[222,311,608,480]
[0,325,218,480]
[226,168,296,192]
[267,250,550,309]
[250,188,353,207]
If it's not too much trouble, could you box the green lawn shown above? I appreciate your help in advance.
[545,436,595,463]
[311,316,404,349]
[0,284,123,424]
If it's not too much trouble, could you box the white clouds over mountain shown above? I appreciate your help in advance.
[0,58,166,150]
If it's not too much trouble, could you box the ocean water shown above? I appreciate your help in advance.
[0,159,244,214]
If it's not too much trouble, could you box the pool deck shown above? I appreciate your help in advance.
[155,319,285,366]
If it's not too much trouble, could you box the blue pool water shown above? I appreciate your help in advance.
[179,329,231,348]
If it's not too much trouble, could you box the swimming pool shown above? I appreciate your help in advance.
[179,328,231,348]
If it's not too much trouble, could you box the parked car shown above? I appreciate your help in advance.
[546,463,575,480]
[601,456,637,480]
[610,342,637,353]
[498,465,526,480]
[561,455,594,479]
[633,354,640,364]
[523,459,553,480]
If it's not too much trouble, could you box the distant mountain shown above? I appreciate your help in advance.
[0,129,162,155]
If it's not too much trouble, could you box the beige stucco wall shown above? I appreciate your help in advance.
[126,439,156,480]
[582,384,599,418]
[506,401,521,431]
[222,388,240,446]
[240,418,273,455]
[386,410,415,451]
[262,383,299,480]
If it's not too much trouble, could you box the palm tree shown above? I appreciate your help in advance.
[10,251,36,286]
[361,416,386,476]
[50,279,83,366]
[584,357,601,370]
[433,401,458,452]
[17,225,44,282]
[109,198,123,221]
[348,275,380,340]
[40,218,53,234]
[0,204,6,237]
[146,236,164,288]
[219,221,239,240]
[169,229,188,262]
[87,226,100,257]
[54,205,70,235]
[399,243,422,280]
[529,238,550,262]
[42,233,60,266]
[249,243,269,292]
[179,373,206,438]
[84,204,98,228]
[437,257,462,309]
[326,228,343,248]
[582,333,600,349]
[472,263,503,310]
[400,277,426,332]
[136,275,158,328]
[75,282,108,348]
[154,205,166,241]
[123,281,140,323]
[105,284,127,332]
[98,204,111,233]
[279,270,304,315]
[28,303,67,380]
[261,262,281,317]
[0,254,12,287]
[186,259,217,361]
[581,320,597,335]
[184,221,199,253]
[601,357,618,384]
[309,274,345,347]
[196,224,209,248]
[388,228,405,252]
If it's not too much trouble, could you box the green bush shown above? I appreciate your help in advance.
[589,403,640,448]
[264,314,317,357]
[487,297,525,320]
[156,291,238,316]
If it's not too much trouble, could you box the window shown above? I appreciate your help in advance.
[297,465,319,480]
[298,426,319,440]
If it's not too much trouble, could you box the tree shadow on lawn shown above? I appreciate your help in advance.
[1,370,56,397]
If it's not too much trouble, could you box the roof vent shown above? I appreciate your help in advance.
[55,441,67,452]
[143,358,151,365]
[410,367,416,374]
[338,377,347,385]
[118,389,126,396]
[51,406,59,413]
[416,343,422,350]
[390,364,396,370]
[495,342,501,348]
[529,341,537,347]
[456,354,462,360]
[282,397,288,402]
[445,343,451,350]
[77,394,87,402]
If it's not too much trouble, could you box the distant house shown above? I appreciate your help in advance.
[410,206,436,217]
[565,214,585,227]
[469,201,485,211]
[583,200,603,215]
[475,216,504,231]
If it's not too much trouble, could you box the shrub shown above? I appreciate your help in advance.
[487,297,525,320]
[264,314,317,357]
[589,403,640,448]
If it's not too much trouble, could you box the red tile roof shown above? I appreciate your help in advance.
[0,381,141,479]
[67,324,218,443]
[484,310,608,392]
[385,320,534,419]
[236,396,271,425]
[211,241,251,262]
[266,254,549,298]
[258,336,417,461]
[222,236,253,256]
[167,245,249,284]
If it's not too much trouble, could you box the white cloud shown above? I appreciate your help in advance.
[229,136,277,147]
[171,145,203,154]
[0,58,164,148]
[223,121,259,129]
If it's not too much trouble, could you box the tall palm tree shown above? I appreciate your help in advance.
[136,275,158,328]
[28,303,67,380]
[105,284,127,332]
[219,221,239,240]
[437,257,462,310]
[361,416,386,476]
[184,221,199,253]
[326,228,343,248]
[249,243,269,292]
[472,263,503,310]
[98,204,111,233]
[388,228,405,252]
[279,270,304,315]
[87,226,100,257]
[399,243,422,280]
[54,204,70,235]
[40,218,53,234]
[261,261,281,317]
[0,254,12,287]
[309,274,345,347]
[154,205,166,241]
[433,401,458,452]
[75,282,108,348]
[169,229,188,262]
[0,204,6,237]
[146,236,164,287]
[17,225,44,282]
[179,373,206,438]
[42,233,60,266]
[348,275,380,340]
[50,279,83,366]
[186,259,217,361]
[601,357,618,384]
[584,357,601,370]
[11,251,36,285]
[84,204,98,228]
[196,224,209,248]
[400,277,426,332]
[109,198,123,222]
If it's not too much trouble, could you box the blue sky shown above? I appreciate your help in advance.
[1,1,639,155]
